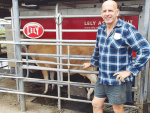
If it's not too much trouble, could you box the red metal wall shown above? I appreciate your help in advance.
[21,16,138,57]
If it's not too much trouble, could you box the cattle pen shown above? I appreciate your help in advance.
[0,0,150,113]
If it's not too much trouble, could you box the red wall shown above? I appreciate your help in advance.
[21,16,138,57]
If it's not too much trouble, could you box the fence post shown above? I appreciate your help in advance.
[12,0,26,111]
[55,3,61,110]
[139,0,150,112]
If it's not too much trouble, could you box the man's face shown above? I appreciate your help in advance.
[101,1,119,25]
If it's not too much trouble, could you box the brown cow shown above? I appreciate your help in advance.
[25,43,98,100]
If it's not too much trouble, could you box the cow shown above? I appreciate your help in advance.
[21,32,98,100]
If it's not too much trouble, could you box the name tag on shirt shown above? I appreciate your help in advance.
[114,33,121,40]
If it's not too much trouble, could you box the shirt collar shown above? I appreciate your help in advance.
[115,18,123,28]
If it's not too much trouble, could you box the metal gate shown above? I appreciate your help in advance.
[0,0,150,113]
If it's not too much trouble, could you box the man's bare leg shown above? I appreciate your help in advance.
[92,96,106,113]
[113,104,124,113]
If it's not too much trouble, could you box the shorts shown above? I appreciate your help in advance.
[94,80,132,105]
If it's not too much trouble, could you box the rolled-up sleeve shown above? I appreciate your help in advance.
[125,26,150,75]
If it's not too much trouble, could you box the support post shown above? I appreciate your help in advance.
[12,0,26,112]
[55,3,61,110]
[146,0,150,108]
[139,0,150,112]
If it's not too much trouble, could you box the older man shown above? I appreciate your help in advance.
[83,0,150,113]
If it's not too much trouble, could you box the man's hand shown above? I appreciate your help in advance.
[113,71,132,82]
[83,63,92,69]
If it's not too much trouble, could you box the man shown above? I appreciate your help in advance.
[83,0,150,113]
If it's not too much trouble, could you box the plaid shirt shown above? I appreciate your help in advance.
[90,18,150,85]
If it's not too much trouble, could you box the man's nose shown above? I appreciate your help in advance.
[105,10,109,15]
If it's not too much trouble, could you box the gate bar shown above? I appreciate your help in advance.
[62,15,101,18]
[20,29,56,32]
[21,53,92,58]
[67,45,71,98]
[0,57,91,64]
[4,15,101,20]
[20,39,96,43]
[20,42,95,46]
[0,41,96,46]
[0,89,138,109]
[4,16,55,19]
[22,59,86,67]
[20,29,97,32]
[62,29,97,32]
[22,65,99,74]
[0,74,138,92]
[59,9,64,89]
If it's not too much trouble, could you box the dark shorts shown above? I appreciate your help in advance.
[94,80,132,105]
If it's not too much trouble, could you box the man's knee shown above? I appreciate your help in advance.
[92,97,105,109]
[92,99,101,108]
[113,104,124,113]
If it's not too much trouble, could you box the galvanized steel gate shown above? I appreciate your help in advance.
[0,0,150,112]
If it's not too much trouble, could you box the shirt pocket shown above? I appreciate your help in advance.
[110,38,123,49]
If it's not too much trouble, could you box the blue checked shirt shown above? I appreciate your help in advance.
[90,18,150,85]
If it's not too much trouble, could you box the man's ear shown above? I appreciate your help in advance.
[101,11,103,16]
[116,9,120,16]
